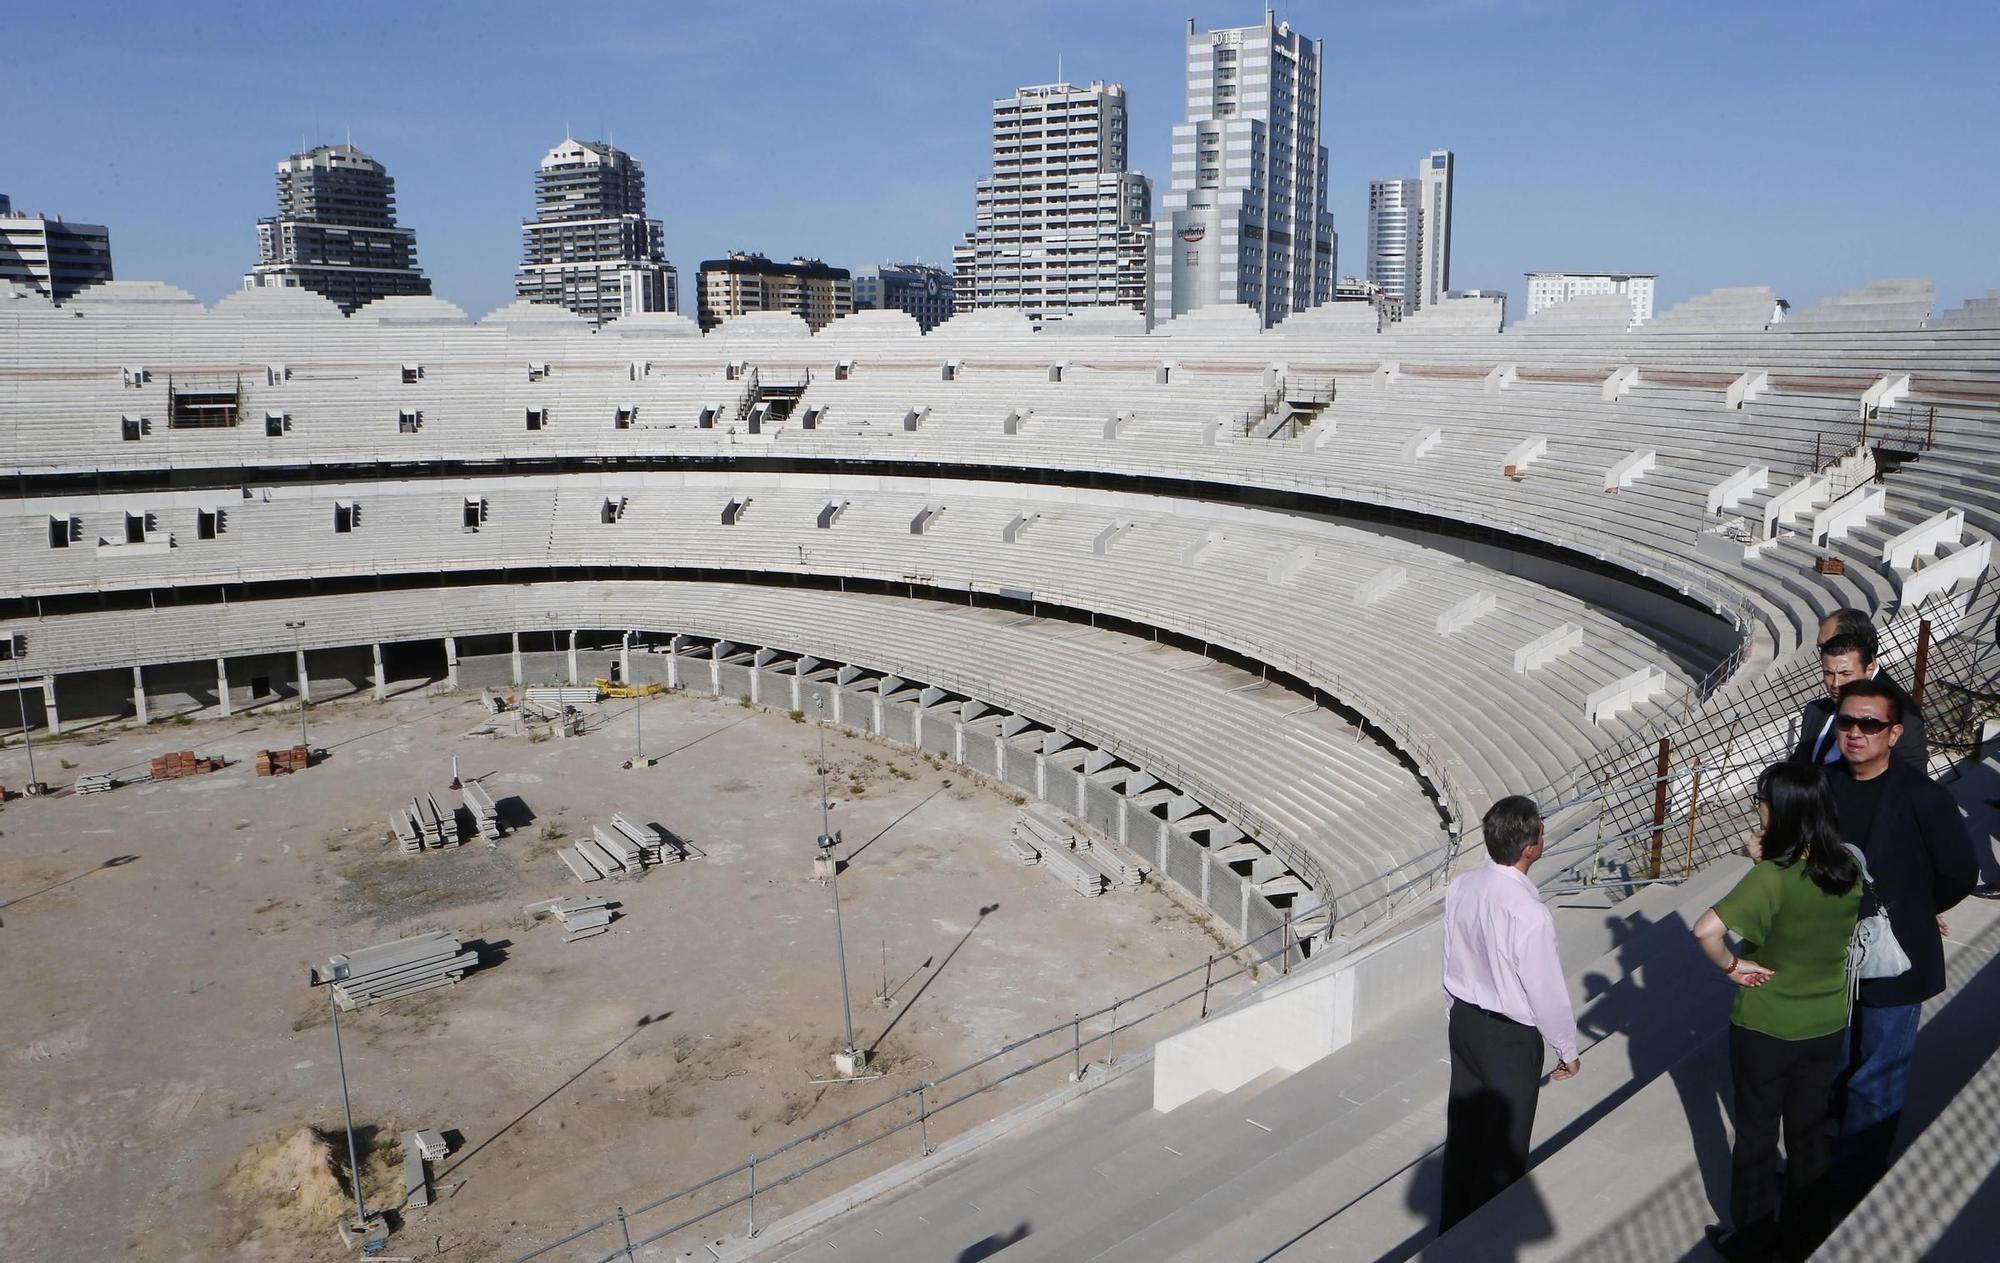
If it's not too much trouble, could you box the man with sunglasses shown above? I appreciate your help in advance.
[1789,624,1926,770]
[1822,678,1976,1210]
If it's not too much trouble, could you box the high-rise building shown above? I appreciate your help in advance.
[954,80,1153,325]
[1365,179,1420,315]
[0,195,114,302]
[1418,149,1454,309]
[1153,11,1336,326]
[515,138,677,323]
[1525,271,1657,325]
[852,262,954,332]
[243,144,430,314]
[697,253,852,331]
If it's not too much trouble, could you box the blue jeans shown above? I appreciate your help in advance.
[1833,1002,1920,1203]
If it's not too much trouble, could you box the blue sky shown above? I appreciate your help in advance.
[5,1,1996,319]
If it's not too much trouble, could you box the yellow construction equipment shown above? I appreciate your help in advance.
[594,677,666,700]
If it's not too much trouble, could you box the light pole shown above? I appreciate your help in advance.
[285,620,308,752]
[328,985,367,1228]
[814,694,863,1074]
[633,632,644,763]
[11,677,40,793]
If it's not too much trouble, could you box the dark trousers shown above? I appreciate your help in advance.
[1441,1000,1543,1231]
[1727,1024,1845,1261]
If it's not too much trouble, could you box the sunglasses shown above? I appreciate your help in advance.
[1834,714,1896,734]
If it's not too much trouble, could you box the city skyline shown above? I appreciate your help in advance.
[4,1,1997,320]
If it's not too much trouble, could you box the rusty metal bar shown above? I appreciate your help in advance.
[1683,761,1706,878]
[1912,618,1933,710]
[1648,738,1672,880]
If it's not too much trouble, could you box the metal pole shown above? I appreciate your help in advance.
[1281,909,1294,976]
[917,1083,932,1155]
[1647,738,1672,880]
[1911,618,1933,710]
[12,679,36,789]
[1200,955,1214,1019]
[829,848,857,1057]
[1683,761,1706,879]
[287,621,308,753]
[746,1155,758,1238]
[617,1207,635,1261]
[1071,1013,1082,1080]
[329,986,366,1225]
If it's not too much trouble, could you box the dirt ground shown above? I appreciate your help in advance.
[0,683,1243,1262]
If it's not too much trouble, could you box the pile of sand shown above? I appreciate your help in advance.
[224,1127,360,1241]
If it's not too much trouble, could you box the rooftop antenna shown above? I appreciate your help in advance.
[1057,53,1063,86]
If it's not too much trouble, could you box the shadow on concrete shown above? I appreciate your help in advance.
[0,853,139,923]
[1558,911,1735,1217]
[956,1221,1030,1260]
[843,785,950,865]
[870,903,997,1053]
[435,1010,670,1184]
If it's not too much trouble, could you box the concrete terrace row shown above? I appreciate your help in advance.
[1,474,1706,827]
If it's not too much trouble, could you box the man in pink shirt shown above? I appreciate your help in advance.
[1439,795,1582,1231]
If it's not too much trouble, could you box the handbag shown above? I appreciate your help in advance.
[1841,843,1912,981]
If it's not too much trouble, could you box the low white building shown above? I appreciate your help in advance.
[1525,271,1656,325]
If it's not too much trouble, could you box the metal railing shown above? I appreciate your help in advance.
[511,900,1320,1263]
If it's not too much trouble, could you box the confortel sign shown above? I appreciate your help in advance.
[1179,225,1207,243]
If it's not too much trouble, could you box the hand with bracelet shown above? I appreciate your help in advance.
[1693,909,1775,987]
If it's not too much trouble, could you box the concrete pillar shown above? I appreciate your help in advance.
[216,658,233,718]
[1200,844,1212,905]
[1035,754,1047,800]
[994,739,1006,784]
[748,664,761,704]
[444,636,460,690]
[40,677,59,736]
[1156,819,1169,873]
[953,721,964,765]
[708,646,721,695]
[831,685,843,725]
[871,695,884,735]
[510,632,523,687]
[789,673,801,711]
[295,649,312,704]
[619,632,632,687]
[372,643,387,701]
[566,630,579,686]
[132,665,150,726]
[666,647,680,691]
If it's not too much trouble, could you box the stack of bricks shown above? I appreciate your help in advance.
[253,745,313,776]
[148,750,218,780]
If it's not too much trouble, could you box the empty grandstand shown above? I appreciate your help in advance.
[2,275,1996,1260]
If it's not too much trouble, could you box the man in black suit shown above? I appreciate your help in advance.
[1826,678,1977,1207]
[1790,630,1927,769]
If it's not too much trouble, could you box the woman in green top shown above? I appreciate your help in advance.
[1693,761,1862,1263]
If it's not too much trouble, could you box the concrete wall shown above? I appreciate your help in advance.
[1152,911,1444,1111]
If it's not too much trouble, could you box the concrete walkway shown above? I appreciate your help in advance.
[743,747,2000,1263]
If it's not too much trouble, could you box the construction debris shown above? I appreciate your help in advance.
[555,813,691,884]
[523,685,601,707]
[399,1128,454,1208]
[76,773,118,795]
[461,780,504,840]
[149,749,221,780]
[593,676,665,700]
[524,895,618,942]
[254,745,313,776]
[310,931,479,1010]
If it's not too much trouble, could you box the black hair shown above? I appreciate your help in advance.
[1818,631,1877,665]
[1836,676,1904,724]
[1755,762,1859,896]
[1482,795,1542,865]
[1822,608,1878,658]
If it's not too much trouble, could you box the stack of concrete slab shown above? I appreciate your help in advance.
[400,1128,452,1209]
[523,686,600,707]
[524,895,618,942]
[1015,808,1140,895]
[461,781,504,840]
[391,792,459,853]
[555,814,685,884]
[313,931,478,1010]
